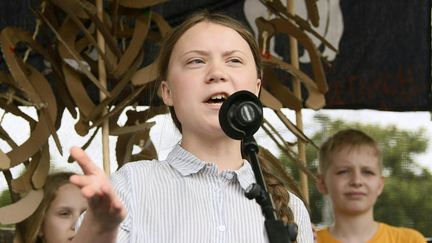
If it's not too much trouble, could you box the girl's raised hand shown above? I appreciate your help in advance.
[69,146,126,232]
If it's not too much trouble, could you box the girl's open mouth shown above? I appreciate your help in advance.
[206,94,227,104]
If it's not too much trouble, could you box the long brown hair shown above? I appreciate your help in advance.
[156,10,296,225]
[19,172,75,243]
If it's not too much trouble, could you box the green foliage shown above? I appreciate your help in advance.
[0,189,11,208]
[281,114,432,236]
[0,189,13,229]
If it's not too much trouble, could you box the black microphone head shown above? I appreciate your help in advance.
[219,90,263,140]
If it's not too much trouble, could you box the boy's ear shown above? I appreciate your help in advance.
[160,81,173,106]
[316,175,328,194]
[377,175,385,195]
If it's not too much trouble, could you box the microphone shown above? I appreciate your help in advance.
[219,90,263,140]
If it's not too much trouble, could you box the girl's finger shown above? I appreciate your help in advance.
[81,184,103,198]
[69,174,97,187]
[99,185,122,210]
[69,146,100,175]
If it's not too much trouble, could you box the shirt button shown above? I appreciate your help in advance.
[218,225,226,232]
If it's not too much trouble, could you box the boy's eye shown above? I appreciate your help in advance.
[336,170,347,175]
[363,170,376,175]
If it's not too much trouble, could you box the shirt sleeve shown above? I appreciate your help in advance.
[111,165,133,242]
[288,191,314,243]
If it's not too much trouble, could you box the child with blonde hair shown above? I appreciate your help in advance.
[315,129,425,243]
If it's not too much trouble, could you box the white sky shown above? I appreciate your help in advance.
[1,108,431,192]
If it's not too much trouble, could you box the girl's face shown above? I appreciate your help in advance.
[40,183,87,243]
[161,21,261,138]
[318,145,384,216]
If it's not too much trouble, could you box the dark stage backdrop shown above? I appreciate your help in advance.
[323,0,431,111]
[0,0,431,111]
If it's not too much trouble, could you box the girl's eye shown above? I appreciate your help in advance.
[187,58,204,65]
[58,210,71,217]
[228,58,242,64]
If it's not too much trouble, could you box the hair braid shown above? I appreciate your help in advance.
[262,166,295,224]
[258,147,299,225]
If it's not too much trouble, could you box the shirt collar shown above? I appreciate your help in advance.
[166,144,206,176]
[233,160,256,190]
[166,144,257,190]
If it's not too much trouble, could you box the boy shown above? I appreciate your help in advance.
[315,129,425,243]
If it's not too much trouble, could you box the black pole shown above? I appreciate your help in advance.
[243,136,298,243]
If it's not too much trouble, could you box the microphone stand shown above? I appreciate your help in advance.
[242,135,298,243]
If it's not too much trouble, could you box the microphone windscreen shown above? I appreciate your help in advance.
[219,90,263,140]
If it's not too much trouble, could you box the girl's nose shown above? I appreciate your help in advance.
[71,214,81,231]
[71,221,76,231]
[206,62,228,83]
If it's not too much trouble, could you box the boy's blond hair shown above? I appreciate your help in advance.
[318,129,382,175]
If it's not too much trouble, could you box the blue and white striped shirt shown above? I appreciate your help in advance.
[111,144,314,242]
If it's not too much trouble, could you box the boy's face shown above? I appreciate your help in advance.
[318,145,384,216]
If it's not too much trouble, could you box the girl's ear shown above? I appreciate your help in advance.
[316,175,328,194]
[38,227,44,238]
[255,78,262,96]
[160,81,173,106]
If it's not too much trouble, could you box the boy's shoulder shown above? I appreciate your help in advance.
[314,226,339,243]
[314,223,426,243]
[377,223,426,243]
